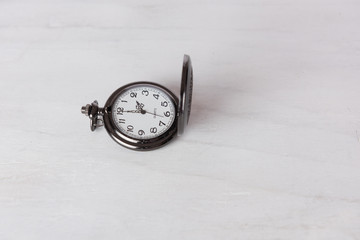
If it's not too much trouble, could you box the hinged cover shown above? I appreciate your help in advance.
[178,54,193,136]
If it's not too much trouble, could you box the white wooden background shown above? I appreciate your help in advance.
[1,0,359,239]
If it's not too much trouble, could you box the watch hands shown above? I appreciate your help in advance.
[123,101,163,117]
[136,101,144,109]
[143,110,164,118]
[124,110,141,113]
[122,109,163,118]
[136,101,146,114]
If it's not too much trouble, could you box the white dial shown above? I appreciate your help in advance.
[112,84,176,140]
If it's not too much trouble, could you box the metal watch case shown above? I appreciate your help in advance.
[81,54,193,151]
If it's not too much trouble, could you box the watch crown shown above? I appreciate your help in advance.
[81,104,91,116]
[81,100,103,131]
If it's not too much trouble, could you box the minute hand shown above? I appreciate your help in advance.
[143,110,164,118]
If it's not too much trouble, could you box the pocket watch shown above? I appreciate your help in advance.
[81,55,193,151]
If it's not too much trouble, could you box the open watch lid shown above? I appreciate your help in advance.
[177,54,193,136]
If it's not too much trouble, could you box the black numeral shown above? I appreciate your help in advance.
[161,101,168,107]
[130,92,137,98]
[127,125,134,132]
[153,94,159,100]
[164,111,170,117]
[142,90,149,96]
[150,127,157,133]
[119,119,125,124]
[117,107,124,115]
[138,130,145,136]
[159,121,166,126]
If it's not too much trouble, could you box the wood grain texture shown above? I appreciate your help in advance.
[0,0,359,239]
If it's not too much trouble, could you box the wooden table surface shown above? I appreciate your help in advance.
[1,0,359,239]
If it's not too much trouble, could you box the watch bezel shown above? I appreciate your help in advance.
[103,81,179,151]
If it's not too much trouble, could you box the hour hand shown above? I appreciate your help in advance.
[136,101,144,110]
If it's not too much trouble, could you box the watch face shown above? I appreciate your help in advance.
[111,83,176,140]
